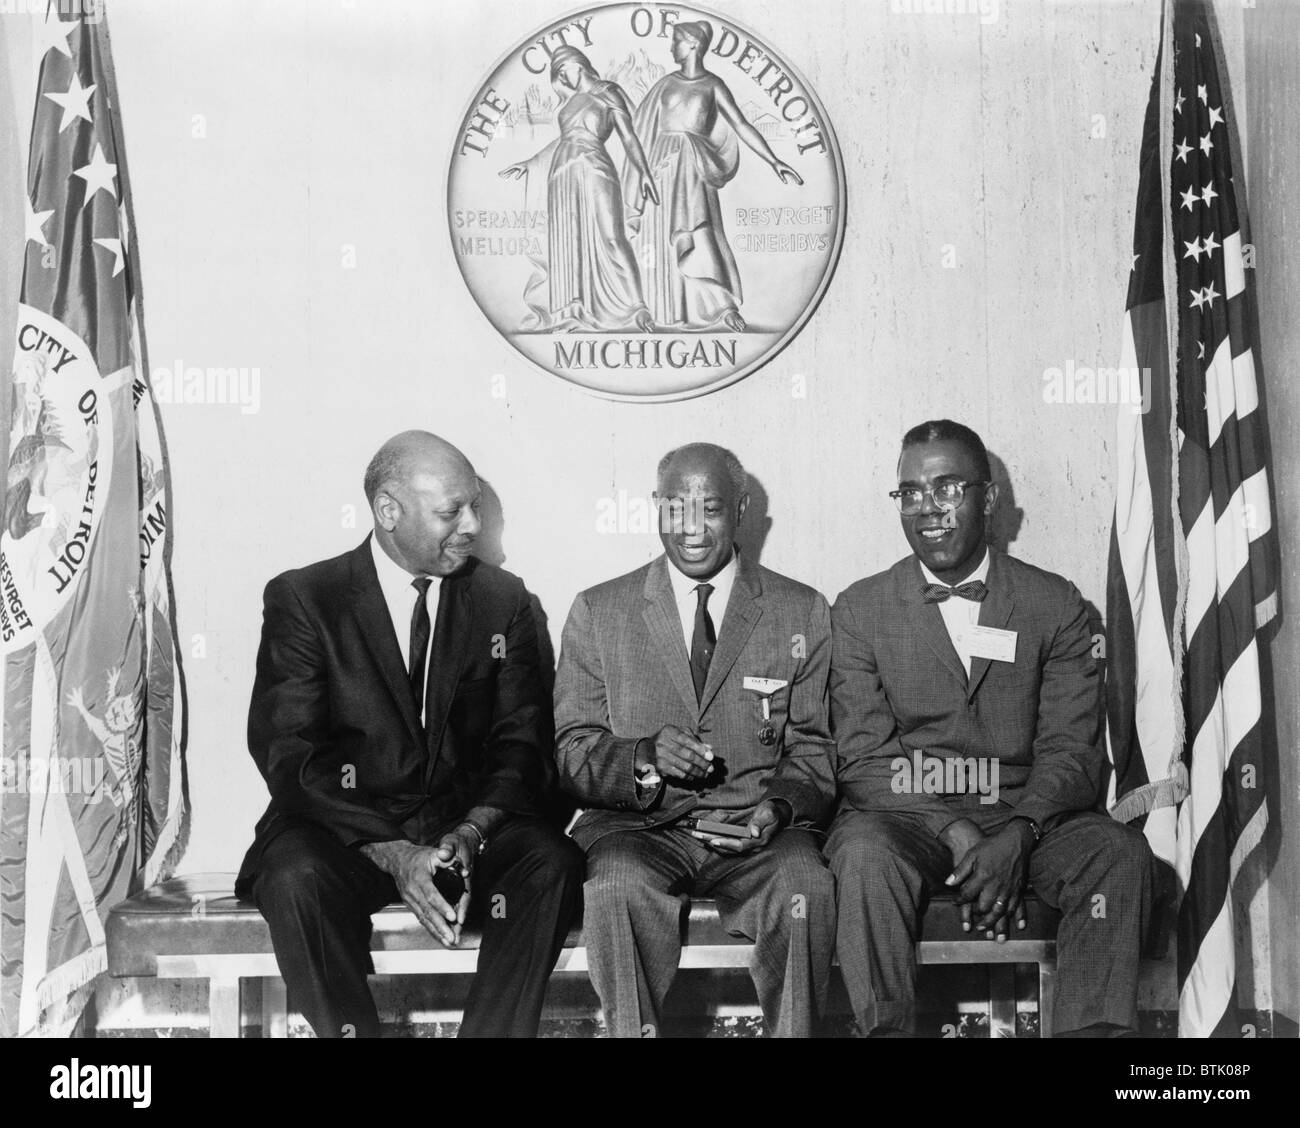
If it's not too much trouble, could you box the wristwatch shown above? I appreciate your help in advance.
[456,819,488,855]
[1009,815,1043,844]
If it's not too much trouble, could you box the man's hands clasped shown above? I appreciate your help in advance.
[364,829,476,948]
[939,817,1035,942]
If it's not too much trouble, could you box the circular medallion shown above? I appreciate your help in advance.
[448,3,845,401]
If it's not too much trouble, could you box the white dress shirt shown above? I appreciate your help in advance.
[632,551,739,796]
[919,549,990,677]
[371,535,441,722]
[665,549,738,648]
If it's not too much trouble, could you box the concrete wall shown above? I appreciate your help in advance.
[1,0,1155,868]
[1240,0,1300,1033]
[1,0,1294,1029]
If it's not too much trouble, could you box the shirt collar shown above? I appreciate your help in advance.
[665,548,738,616]
[919,546,990,590]
[371,534,439,602]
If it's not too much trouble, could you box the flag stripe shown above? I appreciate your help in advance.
[1107,0,1278,1037]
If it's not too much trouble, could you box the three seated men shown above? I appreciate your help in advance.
[241,423,1153,1037]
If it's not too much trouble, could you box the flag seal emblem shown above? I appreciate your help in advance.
[3,305,112,652]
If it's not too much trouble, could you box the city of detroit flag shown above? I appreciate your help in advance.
[0,6,188,1035]
[1105,0,1279,1037]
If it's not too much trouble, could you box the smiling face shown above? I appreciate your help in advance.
[374,450,481,577]
[655,449,747,581]
[896,438,997,582]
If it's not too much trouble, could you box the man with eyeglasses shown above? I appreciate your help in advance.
[827,419,1154,1037]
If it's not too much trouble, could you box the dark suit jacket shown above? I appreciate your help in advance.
[830,549,1103,837]
[236,536,554,891]
[554,552,836,852]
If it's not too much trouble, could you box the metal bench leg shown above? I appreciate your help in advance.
[1038,961,1057,1039]
[989,965,1016,1038]
[209,976,241,1039]
[262,977,288,1039]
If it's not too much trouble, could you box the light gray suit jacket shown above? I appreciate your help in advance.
[554,552,836,852]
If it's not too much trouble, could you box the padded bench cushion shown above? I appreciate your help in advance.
[107,873,1063,978]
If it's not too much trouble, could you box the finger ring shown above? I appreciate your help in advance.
[993,898,1005,907]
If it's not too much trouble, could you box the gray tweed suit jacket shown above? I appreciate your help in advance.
[830,549,1104,836]
[554,552,836,852]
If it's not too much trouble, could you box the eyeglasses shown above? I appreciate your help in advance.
[888,480,988,517]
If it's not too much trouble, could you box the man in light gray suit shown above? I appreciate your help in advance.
[554,443,837,1037]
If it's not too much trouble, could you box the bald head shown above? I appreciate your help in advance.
[364,431,475,505]
[367,431,481,576]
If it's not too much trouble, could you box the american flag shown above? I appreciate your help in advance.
[0,5,188,1035]
[1105,0,1279,1037]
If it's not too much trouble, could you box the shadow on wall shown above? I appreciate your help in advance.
[986,451,1024,555]
[476,476,556,699]
[735,472,772,569]
[477,474,571,824]
[990,448,1104,632]
[989,451,1108,810]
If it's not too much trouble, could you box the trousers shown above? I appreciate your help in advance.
[582,826,836,1037]
[828,805,1153,1036]
[249,815,584,1037]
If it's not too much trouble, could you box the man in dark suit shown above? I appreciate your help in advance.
[554,443,837,1037]
[828,419,1154,1037]
[237,431,583,1038]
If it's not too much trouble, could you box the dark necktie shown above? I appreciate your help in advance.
[409,577,433,716]
[921,580,989,604]
[690,583,716,703]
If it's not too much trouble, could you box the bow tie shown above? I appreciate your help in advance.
[921,580,989,604]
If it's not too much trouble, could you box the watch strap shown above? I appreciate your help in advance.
[456,819,488,854]
[1009,814,1043,843]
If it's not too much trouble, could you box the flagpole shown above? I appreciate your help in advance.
[1158,0,1189,816]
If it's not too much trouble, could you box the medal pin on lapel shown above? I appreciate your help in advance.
[743,677,787,746]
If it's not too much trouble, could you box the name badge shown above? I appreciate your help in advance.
[743,677,788,694]
[966,625,1017,663]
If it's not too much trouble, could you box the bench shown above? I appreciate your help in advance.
[106,873,1062,1037]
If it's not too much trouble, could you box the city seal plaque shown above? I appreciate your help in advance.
[448,3,845,401]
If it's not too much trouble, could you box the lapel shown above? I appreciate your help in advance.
[897,556,967,691]
[423,561,474,771]
[642,557,700,719]
[966,550,1016,701]
[350,538,423,748]
[698,553,763,716]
